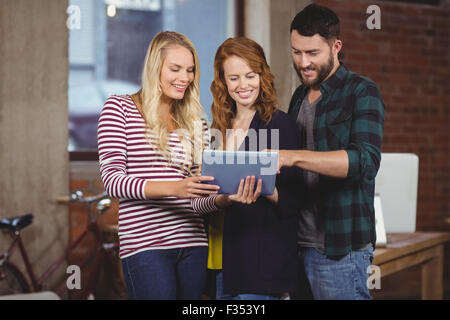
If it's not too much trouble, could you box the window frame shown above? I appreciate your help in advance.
[69,0,244,161]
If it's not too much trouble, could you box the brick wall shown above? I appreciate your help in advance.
[68,162,120,298]
[313,0,450,298]
[69,162,118,249]
[67,0,450,299]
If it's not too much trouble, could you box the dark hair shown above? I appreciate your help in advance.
[290,4,340,41]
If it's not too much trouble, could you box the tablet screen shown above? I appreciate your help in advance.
[201,150,278,195]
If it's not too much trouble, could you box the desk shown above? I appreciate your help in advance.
[373,232,450,300]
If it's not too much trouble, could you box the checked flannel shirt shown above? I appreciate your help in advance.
[288,64,386,256]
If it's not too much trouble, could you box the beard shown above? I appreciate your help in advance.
[294,53,334,88]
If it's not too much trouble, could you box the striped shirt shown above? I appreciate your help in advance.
[97,95,217,259]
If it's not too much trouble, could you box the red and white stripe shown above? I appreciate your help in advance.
[98,95,217,259]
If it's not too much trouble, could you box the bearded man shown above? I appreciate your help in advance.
[279,4,386,300]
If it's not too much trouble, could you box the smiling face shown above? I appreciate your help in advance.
[291,30,341,88]
[223,55,260,110]
[160,45,195,101]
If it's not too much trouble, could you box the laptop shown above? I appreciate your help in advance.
[374,153,419,246]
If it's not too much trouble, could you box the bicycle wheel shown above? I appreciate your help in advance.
[0,262,30,295]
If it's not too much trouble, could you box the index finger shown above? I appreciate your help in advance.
[235,179,244,197]
[192,182,220,191]
[195,176,215,182]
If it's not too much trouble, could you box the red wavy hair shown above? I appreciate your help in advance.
[210,37,279,148]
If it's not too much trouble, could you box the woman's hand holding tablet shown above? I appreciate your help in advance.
[215,176,263,208]
[228,176,262,204]
[174,176,220,198]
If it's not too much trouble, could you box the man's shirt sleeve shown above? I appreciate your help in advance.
[346,83,385,181]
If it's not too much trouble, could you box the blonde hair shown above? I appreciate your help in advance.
[138,31,205,170]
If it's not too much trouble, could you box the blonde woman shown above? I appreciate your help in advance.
[98,31,228,300]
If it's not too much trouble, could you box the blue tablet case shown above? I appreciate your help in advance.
[201,150,278,196]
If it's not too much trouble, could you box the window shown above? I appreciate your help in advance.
[68,0,241,159]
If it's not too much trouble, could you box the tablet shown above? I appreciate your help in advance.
[201,150,278,196]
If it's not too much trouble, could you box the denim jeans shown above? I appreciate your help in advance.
[215,271,233,300]
[295,246,374,300]
[232,294,280,300]
[121,247,208,300]
[215,271,280,300]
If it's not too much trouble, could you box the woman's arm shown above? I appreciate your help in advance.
[98,96,149,200]
[99,97,219,200]
[190,175,263,216]
[145,176,219,199]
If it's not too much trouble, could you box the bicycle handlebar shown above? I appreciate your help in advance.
[56,191,109,204]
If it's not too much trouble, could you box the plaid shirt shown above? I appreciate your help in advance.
[288,64,385,256]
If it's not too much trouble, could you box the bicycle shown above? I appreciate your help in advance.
[0,191,127,299]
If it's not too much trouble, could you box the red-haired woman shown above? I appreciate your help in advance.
[208,37,302,300]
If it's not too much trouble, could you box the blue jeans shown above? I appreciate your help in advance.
[215,271,279,300]
[232,294,280,300]
[121,247,208,300]
[215,271,233,300]
[296,246,374,300]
